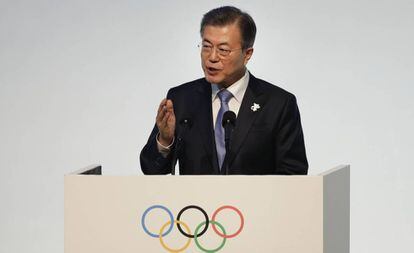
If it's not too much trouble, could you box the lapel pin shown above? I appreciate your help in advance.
[251,103,261,112]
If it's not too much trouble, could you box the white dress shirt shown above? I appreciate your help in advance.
[211,70,249,126]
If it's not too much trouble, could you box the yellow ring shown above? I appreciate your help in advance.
[159,220,191,252]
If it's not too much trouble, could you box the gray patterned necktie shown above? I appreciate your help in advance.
[214,89,233,170]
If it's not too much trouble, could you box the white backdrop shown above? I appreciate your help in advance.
[0,0,413,252]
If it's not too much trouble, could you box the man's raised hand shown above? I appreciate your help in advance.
[156,98,176,146]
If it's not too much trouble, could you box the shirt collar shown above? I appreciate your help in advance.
[211,70,250,102]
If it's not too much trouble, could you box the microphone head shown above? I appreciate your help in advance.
[222,111,236,127]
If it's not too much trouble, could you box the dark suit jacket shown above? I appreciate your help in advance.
[140,73,308,175]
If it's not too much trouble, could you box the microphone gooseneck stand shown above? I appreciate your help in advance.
[221,111,236,175]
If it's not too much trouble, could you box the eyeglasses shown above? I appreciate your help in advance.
[198,43,243,58]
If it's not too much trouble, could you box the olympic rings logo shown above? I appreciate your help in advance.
[141,205,244,252]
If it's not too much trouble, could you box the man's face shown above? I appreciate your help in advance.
[201,23,253,87]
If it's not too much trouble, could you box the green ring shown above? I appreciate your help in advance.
[194,220,226,253]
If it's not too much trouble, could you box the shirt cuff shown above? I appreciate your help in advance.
[156,133,174,158]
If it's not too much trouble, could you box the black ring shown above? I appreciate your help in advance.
[176,205,209,238]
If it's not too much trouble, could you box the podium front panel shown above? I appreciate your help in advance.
[65,175,327,252]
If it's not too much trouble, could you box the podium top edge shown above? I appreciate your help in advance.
[66,164,102,175]
[65,165,349,177]
[317,164,350,176]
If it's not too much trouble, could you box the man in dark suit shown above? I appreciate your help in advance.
[140,6,308,175]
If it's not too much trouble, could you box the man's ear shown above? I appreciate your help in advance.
[244,48,254,65]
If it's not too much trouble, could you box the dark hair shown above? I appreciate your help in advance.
[200,6,256,50]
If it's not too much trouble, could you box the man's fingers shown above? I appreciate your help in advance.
[160,111,175,128]
[156,98,168,122]
[162,111,170,125]
[167,112,176,126]
[165,99,173,110]
[156,109,165,123]
[164,100,175,119]
[167,102,175,124]
[156,98,175,136]
[169,103,175,118]
[157,98,167,113]
[157,98,167,117]
[158,99,174,121]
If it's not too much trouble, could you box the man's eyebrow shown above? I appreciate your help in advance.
[202,39,230,46]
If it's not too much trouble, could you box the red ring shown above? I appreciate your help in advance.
[211,205,244,238]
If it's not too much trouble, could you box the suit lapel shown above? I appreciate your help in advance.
[227,74,265,166]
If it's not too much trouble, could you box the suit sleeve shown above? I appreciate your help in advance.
[139,90,175,175]
[274,94,308,175]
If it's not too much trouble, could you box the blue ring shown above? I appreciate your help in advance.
[141,205,174,238]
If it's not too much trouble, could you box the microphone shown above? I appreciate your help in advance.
[171,118,192,175]
[221,111,236,175]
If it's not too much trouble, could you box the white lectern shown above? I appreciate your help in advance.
[65,165,349,253]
